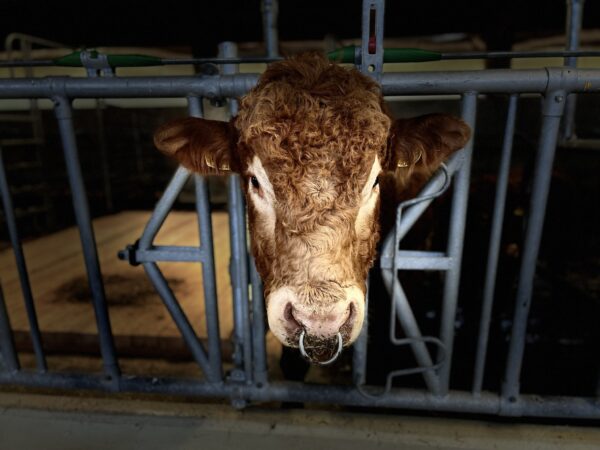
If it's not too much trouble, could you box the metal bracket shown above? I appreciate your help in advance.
[80,50,115,77]
[117,239,140,266]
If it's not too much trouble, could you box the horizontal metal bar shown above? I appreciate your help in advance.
[0,75,259,99]
[1,371,599,419]
[380,251,452,270]
[134,246,205,263]
[381,68,600,95]
[1,68,600,100]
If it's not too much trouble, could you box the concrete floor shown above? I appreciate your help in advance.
[1,391,599,450]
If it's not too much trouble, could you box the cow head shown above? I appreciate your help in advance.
[154,53,470,364]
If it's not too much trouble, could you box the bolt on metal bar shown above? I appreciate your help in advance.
[249,256,268,385]
[361,0,385,80]
[261,0,279,58]
[562,0,585,140]
[142,262,218,382]
[0,148,46,372]
[195,174,223,382]
[0,283,19,373]
[437,93,478,394]
[53,96,120,383]
[473,94,519,395]
[502,91,567,405]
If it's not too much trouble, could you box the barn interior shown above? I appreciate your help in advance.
[0,0,600,439]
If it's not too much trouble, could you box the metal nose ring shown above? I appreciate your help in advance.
[298,330,343,366]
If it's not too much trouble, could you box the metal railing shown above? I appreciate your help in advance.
[0,63,599,418]
[0,0,599,420]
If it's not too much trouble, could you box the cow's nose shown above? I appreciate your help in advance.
[288,301,355,340]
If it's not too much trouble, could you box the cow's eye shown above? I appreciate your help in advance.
[250,175,260,189]
[373,176,380,188]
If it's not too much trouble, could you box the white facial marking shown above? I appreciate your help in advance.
[247,156,276,237]
[355,156,382,235]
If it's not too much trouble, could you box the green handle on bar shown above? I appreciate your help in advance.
[327,46,443,64]
[54,51,163,68]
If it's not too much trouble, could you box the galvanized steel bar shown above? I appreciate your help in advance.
[352,279,369,386]
[361,0,385,80]
[195,174,223,381]
[562,0,585,140]
[0,284,19,373]
[382,269,442,394]
[437,93,478,394]
[473,94,519,395]
[3,370,598,419]
[227,174,253,381]
[380,251,453,271]
[0,148,46,372]
[249,257,268,385]
[261,0,279,58]
[53,96,120,382]
[138,166,190,250]
[381,69,600,95]
[143,262,218,382]
[2,69,600,99]
[502,91,567,404]
[0,75,259,99]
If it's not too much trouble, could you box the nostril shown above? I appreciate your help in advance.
[344,302,356,327]
[283,303,302,329]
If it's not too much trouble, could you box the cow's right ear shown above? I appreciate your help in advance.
[153,117,239,174]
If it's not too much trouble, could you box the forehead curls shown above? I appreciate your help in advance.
[235,53,392,166]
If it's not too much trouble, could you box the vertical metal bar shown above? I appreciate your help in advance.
[53,96,120,382]
[219,42,239,115]
[195,175,223,381]
[352,278,369,386]
[437,92,478,394]
[562,0,585,140]
[473,94,519,395]
[227,174,253,381]
[502,91,566,403]
[220,41,253,382]
[143,262,218,382]
[0,148,46,372]
[187,96,223,381]
[261,0,279,58]
[250,256,268,385]
[360,0,385,80]
[187,96,204,118]
[0,283,19,373]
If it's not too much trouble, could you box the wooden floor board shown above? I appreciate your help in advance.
[1,210,233,339]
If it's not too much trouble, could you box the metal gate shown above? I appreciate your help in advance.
[0,0,599,420]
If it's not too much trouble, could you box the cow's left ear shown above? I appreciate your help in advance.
[385,113,471,177]
[154,117,239,174]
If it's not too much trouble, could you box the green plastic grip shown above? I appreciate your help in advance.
[327,46,442,64]
[54,51,163,68]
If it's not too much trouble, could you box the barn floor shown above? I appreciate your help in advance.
[1,391,599,450]
[1,210,282,377]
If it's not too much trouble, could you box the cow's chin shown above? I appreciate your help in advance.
[266,285,366,350]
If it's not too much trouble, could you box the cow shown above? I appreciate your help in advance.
[153,53,470,365]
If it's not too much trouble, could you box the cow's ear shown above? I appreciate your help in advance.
[385,113,471,178]
[154,117,239,174]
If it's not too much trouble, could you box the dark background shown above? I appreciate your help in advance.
[1,1,599,55]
